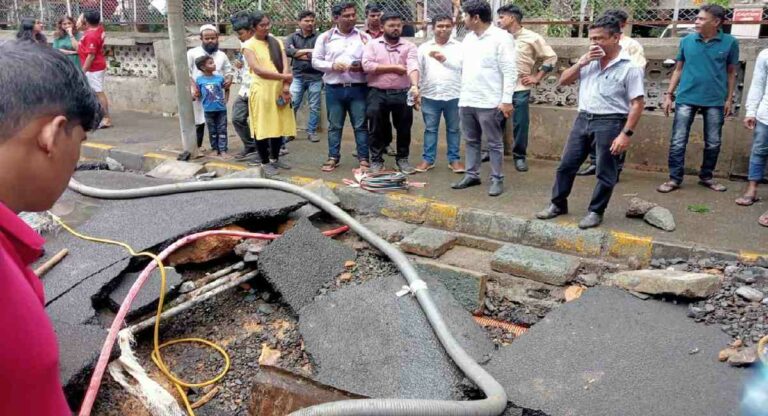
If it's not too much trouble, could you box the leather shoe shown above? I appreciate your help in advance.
[514,159,529,172]
[576,163,596,176]
[535,204,567,220]
[488,179,503,196]
[451,175,481,190]
[578,212,603,229]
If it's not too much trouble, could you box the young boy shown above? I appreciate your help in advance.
[194,55,230,159]
[77,10,111,128]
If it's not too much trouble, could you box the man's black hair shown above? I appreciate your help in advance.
[365,2,382,15]
[380,11,401,25]
[700,3,727,26]
[589,15,621,35]
[195,55,213,71]
[332,2,357,18]
[0,40,101,140]
[603,9,628,24]
[231,11,254,31]
[462,0,492,24]
[497,4,523,22]
[83,9,100,25]
[298,10,316,20]
[431,13,454,26]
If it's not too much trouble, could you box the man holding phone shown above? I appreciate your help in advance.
[536,15,645,229]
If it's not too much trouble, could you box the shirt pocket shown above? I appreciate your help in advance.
[597,74,624,97]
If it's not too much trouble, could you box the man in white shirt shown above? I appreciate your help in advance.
[432,0,517,196]
[414,14,464,174]
[187,24,233,154]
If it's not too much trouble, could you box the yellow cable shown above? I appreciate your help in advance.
[51,214,230,415]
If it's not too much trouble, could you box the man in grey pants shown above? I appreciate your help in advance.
[433,0,516,196]
[231,13,259,161]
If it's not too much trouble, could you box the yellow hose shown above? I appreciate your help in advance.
[51,215,230,415]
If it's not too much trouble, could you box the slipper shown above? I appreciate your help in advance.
[358,160,370,171]
[698,180,727,192]
[321,158,339,172]
[759,211,768,227]
[736,195,760,206]
[657,181,680,193]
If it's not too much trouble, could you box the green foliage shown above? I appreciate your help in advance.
[687,204,711,214]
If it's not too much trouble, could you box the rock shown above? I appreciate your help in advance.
[359,217,417,243]
[607,270,721,298]
[399,227,457,258]
[579,273,599,287]
[687,305,707,319]
[627,256,642,270]
[105,157,125,172]
[234,238,270,257]
[644,206,676,231]
[303,179,341,205]
[727,346,758,367]
[626,197,658,218]
[735,286,764,302]
[704,303,716,313]
[697,258,715,269]
[724,265,739,276]
[146,160,205,180]
[338,272,353,282]
[166,225,247,266]
[179,281,195,294]
[243,252,259,263]
[650,259,665,269]
[718,347,738,362]
[257,304,275,315]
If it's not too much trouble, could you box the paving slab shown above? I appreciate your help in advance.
[299,274,494,400]
[53,320,108,409]
[491,243,581,286]
[258,217,355,312]
[487,286,753,416]
[146,159,205,180]
[414,260,486,312]
[359,216,417,242]
[399,227,457,258]
[607,269,721,298]
[105,267,183,319]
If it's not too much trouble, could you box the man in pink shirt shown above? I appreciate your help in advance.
[362,11,420,174]
[0,40,102,415]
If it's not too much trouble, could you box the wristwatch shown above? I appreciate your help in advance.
[622,128,634,137]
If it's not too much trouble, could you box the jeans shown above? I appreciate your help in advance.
[421,97,460,164]
[461,107,505,181]
[232,95,255,152]
[551,113,626,215]
[748,120,768,181]
[668,104,724,184]
[291,77,323,134]
[367,88,413,163]
[204,110,228,153]
[326,84,369,161]
[512,90,531,160]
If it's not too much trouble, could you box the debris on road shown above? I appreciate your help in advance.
[166,225,247,266]
[34,248,69,277]
[564,285,586,302]
[625,197,657,218]
[644,206,676,231]
[607,269,721,298]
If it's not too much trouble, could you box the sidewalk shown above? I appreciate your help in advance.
[87,111,768,255]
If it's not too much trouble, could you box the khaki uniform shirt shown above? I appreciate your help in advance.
[512,27,557,92]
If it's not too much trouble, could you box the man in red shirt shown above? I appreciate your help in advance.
[78,10,112,128]
[0,40,102,415]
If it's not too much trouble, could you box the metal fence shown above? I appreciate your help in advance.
[1,0,765,37]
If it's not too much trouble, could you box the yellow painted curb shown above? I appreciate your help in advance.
[739,250,768,263]
[380,193,430,224]
[143,152,173,161]
[425,201,459,230]
[606,231,653,264]
[82,142,114,150]
[204,161,246,171]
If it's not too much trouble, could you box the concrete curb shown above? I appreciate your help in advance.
[80,142,768,266]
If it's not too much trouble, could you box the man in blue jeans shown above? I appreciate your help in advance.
[414,14,465,174]
[285,10,323,143]
[312,2,371,172]
[657,4,739,194]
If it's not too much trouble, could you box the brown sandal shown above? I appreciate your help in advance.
[321,158,339,172]
[736,195,760,206]
[358,160,370,171]
[657,181,680,193]
[699,179,727,192]
[759,211,768,227]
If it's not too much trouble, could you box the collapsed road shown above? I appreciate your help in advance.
[35,168,765,416]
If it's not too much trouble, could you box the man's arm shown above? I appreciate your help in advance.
[406,44,420,86]
[311,32,333,72]
[744,52,767,129]
[530,36,557,84]
[611,66,646,155]
[284,34,298,58]
[724,40,740,117]
[220,52,234,87]
[663,62,684,117]
[559,59,585,86]
[497,35,517,105]
[363,42,407,75]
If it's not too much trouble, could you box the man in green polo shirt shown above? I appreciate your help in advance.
[657,4,738,194]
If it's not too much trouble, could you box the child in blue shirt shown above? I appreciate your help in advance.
[194,55,230,158]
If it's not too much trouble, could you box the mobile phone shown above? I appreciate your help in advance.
[277,95,286,106]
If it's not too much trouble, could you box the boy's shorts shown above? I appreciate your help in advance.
[86,70,106,93]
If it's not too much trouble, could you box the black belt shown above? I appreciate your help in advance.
[327,82,367,88]
[578,112,627,120]
[373,87,409,94]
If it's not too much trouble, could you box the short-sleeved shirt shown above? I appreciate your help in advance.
[675,31,739,107]
[578,51,645,114]
[196,74,227,112]
[53,33,83,68]
[78,26,106,72]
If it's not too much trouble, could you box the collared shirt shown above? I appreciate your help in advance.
[0,203,69,415]
[746,48,768,125]
[312,27,371,85]
[285,30,323,81]
[578,51,645,114]
[619,35,646,68]
[363,37,419,90]
[675,31,739,107]
[365,28,383,39]
[187,46,233,82]
[417,38,462,101]
[446,25,517,109]
[512,27,557,92]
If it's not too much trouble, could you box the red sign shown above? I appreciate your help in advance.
[732,8,763,23]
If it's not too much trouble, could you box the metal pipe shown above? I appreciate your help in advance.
[68,177,508,416]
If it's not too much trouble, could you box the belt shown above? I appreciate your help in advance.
[374,87,409,94]
[579,112,627,120]
[327,82,367,88]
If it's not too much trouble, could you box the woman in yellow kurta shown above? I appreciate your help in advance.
[242,11,296,176]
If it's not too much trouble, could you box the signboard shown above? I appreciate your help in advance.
[731,7,762,39]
